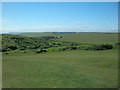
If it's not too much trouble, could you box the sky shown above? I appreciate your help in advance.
[1,0,120,2]
[1,2,118,33]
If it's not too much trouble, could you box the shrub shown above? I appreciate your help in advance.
[20,48,27,50]
[103,44,113,49]
[93,44,106,50]
[19,45,27,50]
[7,45,18,50]
[60,46,70,51]
[78,45,90,50]
[88,44,113,50]
[5,52,9,55]
[69,46,78,50]
[27,46,36,49]
[36,49,47,53]
[77,44,113,51]
[2,48,11,52]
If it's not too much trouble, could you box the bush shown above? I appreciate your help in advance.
[7,45,18,50]
[19,45,27,50]
[5,52,9,55]
[89,44,113,50]
[36,49,47,53]
[60,46,70,51]
[20,48,27,50]
[103,44,113,49]
[69,46,78,50]
[77,45,90,50]
[77,44,113,51]
[93,44,106,50]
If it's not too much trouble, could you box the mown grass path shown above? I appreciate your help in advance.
[3,50,118,88]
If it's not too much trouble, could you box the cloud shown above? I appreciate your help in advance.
[2,26,77,33]
[75,21,81,25]
[1,25,118,33]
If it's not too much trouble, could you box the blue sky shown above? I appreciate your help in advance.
[2,0,120,2]
[1,2,118,33]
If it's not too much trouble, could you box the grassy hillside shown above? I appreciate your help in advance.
[17,32,53,37]
[3,50,118,88]
[52,33,118,44]
[17,32,118,44]
[2,34,115,54]
[2,33,119,88]
[1,34,82,53]
[15,32,76,37]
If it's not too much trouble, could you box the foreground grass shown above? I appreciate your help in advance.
[3,49,118,88]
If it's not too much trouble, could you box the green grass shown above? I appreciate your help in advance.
[17,33,118,44]
[18,32,53,37]
[3,49,118,88]
[49,33,118,44]
[2,33,118,88]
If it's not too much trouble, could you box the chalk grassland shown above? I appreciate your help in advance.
[19,33,118,44]
[57,33,118,44]
[2,33,118,88]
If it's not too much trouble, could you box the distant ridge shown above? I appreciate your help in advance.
[6,31,118,34]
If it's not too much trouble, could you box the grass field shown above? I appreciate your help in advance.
[20,33,118,44]
[2,33,118,88]
[50,33,118,44]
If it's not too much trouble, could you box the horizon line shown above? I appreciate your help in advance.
[1,31,119,34]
